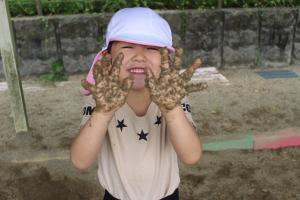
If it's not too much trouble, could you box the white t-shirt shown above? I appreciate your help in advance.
[81,96,195,200]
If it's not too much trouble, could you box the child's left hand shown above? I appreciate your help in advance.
[145,47,208,111]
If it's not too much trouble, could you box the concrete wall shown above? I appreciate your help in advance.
[0,8,299,78]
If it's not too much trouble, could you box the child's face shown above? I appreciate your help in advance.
[110,41,162,90]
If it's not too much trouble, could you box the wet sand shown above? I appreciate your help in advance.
[0,67,299,200]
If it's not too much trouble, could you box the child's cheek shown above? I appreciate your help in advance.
[118,66,128,81]
[155,68,161,79]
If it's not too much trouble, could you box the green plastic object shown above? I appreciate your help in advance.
[203,135,254,151]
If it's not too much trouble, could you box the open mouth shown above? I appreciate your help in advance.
[128,68,145,74]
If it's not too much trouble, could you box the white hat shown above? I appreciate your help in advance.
[104,7,174,52]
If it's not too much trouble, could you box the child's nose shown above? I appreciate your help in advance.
[132,48,147,62]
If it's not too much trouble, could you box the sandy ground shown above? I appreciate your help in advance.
[0,67,300,200]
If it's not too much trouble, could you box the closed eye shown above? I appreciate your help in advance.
[122,46,133,49]
[147,47,160,51]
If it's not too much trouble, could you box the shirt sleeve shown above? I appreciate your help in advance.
[180,96,196,129]
[80,95,96,127]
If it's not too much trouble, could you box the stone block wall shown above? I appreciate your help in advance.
[184,10,223,68]
[258,8,296,67]
[59,14,112,74]
[223,9,259,67]
[13,16,57,76]
[0,8,299,78]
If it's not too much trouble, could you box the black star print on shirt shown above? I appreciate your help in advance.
[116,119,127,132]
[137,130,149,141]
[181,103,191,113]
[154,116,162,126]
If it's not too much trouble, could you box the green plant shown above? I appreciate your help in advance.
[39,59,68,82]
[7,0,300,17]
[8,0,36,16]
[100,0,127,12]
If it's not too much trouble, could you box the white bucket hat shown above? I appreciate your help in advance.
[83,7,174,95]
[104,7,174,52]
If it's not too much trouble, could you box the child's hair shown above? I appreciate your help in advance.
[83,7,174,95]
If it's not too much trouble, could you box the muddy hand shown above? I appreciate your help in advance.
[81,53,133,113]
[145,47,207,111]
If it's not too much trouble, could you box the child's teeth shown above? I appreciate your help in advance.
[130,68,145,73]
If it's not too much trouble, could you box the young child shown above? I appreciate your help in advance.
[70,7,207,200]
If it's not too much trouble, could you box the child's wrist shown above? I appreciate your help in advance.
[91,110,115,123]
[161,105,182,124]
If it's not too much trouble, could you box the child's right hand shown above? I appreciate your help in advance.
[145,48,208,112]
[81,53,133,113]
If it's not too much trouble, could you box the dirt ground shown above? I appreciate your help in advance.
[0,66,300,200]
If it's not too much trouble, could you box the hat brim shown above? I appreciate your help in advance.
[108,36,175,53]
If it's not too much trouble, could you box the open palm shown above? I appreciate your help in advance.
[81,53,133,113]
[145,48,208,111]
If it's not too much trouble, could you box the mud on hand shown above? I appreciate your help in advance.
[145,47,208,111]
[81,53,133,113]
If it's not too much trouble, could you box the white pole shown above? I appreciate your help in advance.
[0,0,28,132]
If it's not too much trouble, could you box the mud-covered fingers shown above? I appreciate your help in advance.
[115,94,127,107]
[111,52,124,75]
[146,72,162,104]
[92,61,102,82]
[121,76,134,92]
[160,47,170,74]
[92,61,99,77]
[150,92,164,106]
[186,82,208,93]
[111,52,124,80]
[81,79,96,94]
[174,48,183,70]
[192,57,202,69]
[145,68,158,90]
[180,58,202,81]
[100,54,111,77]
[92,55,111,82]
[180,67,194,82]
[159,64,178,84]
